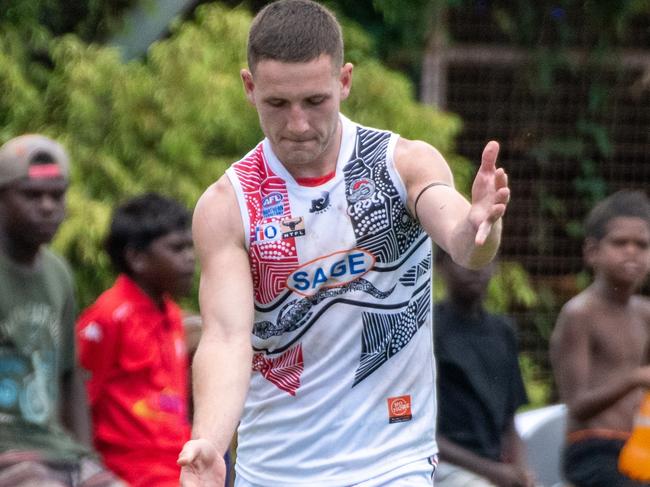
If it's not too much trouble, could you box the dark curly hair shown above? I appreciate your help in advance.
[105,192,191,275]
[584,190,650,241]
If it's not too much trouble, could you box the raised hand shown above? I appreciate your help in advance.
[178,438,226,487]
[468,141,510,246]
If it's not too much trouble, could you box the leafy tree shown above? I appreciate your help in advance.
[0,2,465,308]
[0,0,139,42]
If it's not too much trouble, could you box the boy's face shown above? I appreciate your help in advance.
[138,229,196,298]
[0,177,67,247]
[440,257,494,305]
[587,216,650,288]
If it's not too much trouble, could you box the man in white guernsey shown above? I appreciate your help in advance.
[178,1,510,486]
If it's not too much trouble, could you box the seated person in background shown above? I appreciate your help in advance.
[434,249,536,487]
[0,134,123,486]
[76,192,196,487]
[550,190,650,487]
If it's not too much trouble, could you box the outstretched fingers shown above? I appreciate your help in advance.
[472,140,508,246]
[495,166,508,190]
[474,202,506,246]
[494,169,510,206]
[479,140,500,174]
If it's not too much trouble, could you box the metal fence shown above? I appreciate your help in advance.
[427,3,650,403]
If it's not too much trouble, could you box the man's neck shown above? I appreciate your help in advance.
[448,296,484,317]
[0,232,41,267]
[129,275,166,310]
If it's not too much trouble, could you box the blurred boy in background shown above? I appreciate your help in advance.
[550,190,650,487]
[0,134,123,486]
[76,192,195,487]
[434,249,535,487]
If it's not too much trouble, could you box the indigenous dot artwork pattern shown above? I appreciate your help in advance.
[231,144,299,304]
[232,124,432,393]
[343,128,422,263]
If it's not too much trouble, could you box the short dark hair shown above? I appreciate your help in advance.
[247,0,343,72]
[105,192,191,275]
[584,190,650,241]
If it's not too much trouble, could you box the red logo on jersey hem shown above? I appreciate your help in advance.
[387,395,412,423]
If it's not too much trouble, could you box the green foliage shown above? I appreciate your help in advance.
[434,259,539,314]
[0,2,464,308]
[519,352,552,410]
[0,0,140,41]
[345,60,466,182]
[468,1,647,242]
[486,261,538,313]
[333,0,648,243]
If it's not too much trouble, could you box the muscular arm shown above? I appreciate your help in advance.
[179,176,254,479]
[394,139,508,269]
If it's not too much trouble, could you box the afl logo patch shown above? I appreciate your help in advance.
[262,192,284,218]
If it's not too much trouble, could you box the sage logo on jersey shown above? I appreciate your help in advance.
[287,249,375,296]
[262,192,284,218]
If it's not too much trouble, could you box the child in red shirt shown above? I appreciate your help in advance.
[76,193,195,487]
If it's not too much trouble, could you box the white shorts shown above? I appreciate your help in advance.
[434,461,496,487]
[235,455,438,487]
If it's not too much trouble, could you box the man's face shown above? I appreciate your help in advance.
[0,177,68,247]
[241,55,353,173]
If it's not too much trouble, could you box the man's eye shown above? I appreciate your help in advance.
[307,97,325,105]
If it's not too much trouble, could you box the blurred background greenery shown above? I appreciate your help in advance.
[0,1,466,305]
[2,0,649,409]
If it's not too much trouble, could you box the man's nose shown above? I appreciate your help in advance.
[286,105,309,134]
[625,242,644,256]
[184,246,196,267]
[39,194,60,213]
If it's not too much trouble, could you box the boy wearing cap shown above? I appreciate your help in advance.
[0,134,123,486]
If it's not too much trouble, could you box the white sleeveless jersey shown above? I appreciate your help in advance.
[226,115,437,486]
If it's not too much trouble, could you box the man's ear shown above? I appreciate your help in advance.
[125,247,147,274]
[241,69,256,105]
[583,237,598,268]
[339,62,353,100]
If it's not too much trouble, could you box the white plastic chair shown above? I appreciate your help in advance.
[515,404,569,487]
